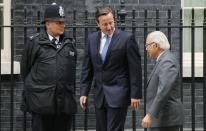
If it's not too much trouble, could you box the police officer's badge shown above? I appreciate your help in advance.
[59,6,64,17]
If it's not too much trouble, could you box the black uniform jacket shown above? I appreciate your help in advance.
[21,30,77,115]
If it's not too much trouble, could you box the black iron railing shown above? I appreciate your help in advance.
[0,4,206,131]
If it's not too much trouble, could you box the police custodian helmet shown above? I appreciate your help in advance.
[42,3,65,24]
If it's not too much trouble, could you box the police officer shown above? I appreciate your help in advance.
[21,3,77,131]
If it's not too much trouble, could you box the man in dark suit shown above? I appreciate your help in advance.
[80,6,142,131]
[141,31,184,131]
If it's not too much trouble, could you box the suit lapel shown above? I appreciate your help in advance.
[146,50,169,87]
[96,31,101,52]
[147,60,160,87]
[93,31,102,64]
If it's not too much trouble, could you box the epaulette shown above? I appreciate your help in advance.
[64,37,75,44]
[29,33,40,40]
[69,38,76,43]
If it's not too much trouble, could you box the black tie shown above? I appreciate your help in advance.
[52,38,57,44]
[52,38,61,49]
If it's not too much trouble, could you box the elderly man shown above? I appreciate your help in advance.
[141,31,184,131]
[21,3,77,131]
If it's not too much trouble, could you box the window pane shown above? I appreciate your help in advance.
[0,7,3,49]
[183,9,191,52]
[194,9,203,52]
[183,9,203,52]
[184,0,206,7]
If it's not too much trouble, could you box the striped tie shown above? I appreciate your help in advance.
[52,38,61,49]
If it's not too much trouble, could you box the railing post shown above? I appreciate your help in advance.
[203,8,206,131]
[73,9,76,43]
[0,7,2,131]
[156,9,159,31]
[36,11,41,32]
[23,8,28,131]
[10,8,15,131]
[117,0,127,30]
[167,9,171,49]
[191,8,195,131]
[143,9,148,131]
[84,10,88,131]
[113,10,116,22]
[179,9,183,131]
[131,9,137,131]
[132,10,136,35]
[72,9,77,131]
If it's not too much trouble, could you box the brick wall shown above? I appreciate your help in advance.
[0,0,204,130]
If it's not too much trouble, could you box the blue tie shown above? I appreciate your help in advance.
[101,35,111,63]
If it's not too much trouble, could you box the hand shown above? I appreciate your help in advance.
[141,114,153,128]
[80,96,87,110]
[130,98,140,110]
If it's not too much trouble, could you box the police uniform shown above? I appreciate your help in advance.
[21,3,77,131]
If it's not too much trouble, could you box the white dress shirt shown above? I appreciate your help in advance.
[99,32,113,54]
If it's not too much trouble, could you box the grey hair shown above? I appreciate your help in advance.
[147,31,170,50]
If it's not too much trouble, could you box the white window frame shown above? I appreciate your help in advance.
[1,0,20,74]
[181,0,205,77]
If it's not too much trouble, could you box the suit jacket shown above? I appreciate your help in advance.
[80,29,142,108]
[146,50,184,127]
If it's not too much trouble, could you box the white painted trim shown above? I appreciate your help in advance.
[1,0,20,74]
[1,0,11,61]
[181,0,206,8]
[183,53,203,77]
[1,61,20,74]
[181,0,184,8]
[181,0,204,77]
[182,7,206,9]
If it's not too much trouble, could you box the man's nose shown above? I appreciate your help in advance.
[107,25,112,30]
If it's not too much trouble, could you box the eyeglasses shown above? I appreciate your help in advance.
[145,42,156,50]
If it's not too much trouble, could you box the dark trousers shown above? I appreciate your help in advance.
[148,126,181,131]
[32,113,72,131]
[95,99,128,131]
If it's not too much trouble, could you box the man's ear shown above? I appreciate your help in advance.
[155,43,159,48]
[152,43,159,50]
[45,21,50,26]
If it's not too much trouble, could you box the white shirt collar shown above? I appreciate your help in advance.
[101,33,113,39]
[99,31,114,54]
[156,50,166,61]
[48,34,60,42]
[101,29,115,39]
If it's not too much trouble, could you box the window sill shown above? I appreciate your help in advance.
[182,52,203,77]
[1,61,20,74]
[182,65,203,77]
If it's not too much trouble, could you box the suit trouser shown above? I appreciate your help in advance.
[148,126,181,131]
[95,99,128,131]
[32,113,72,131]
